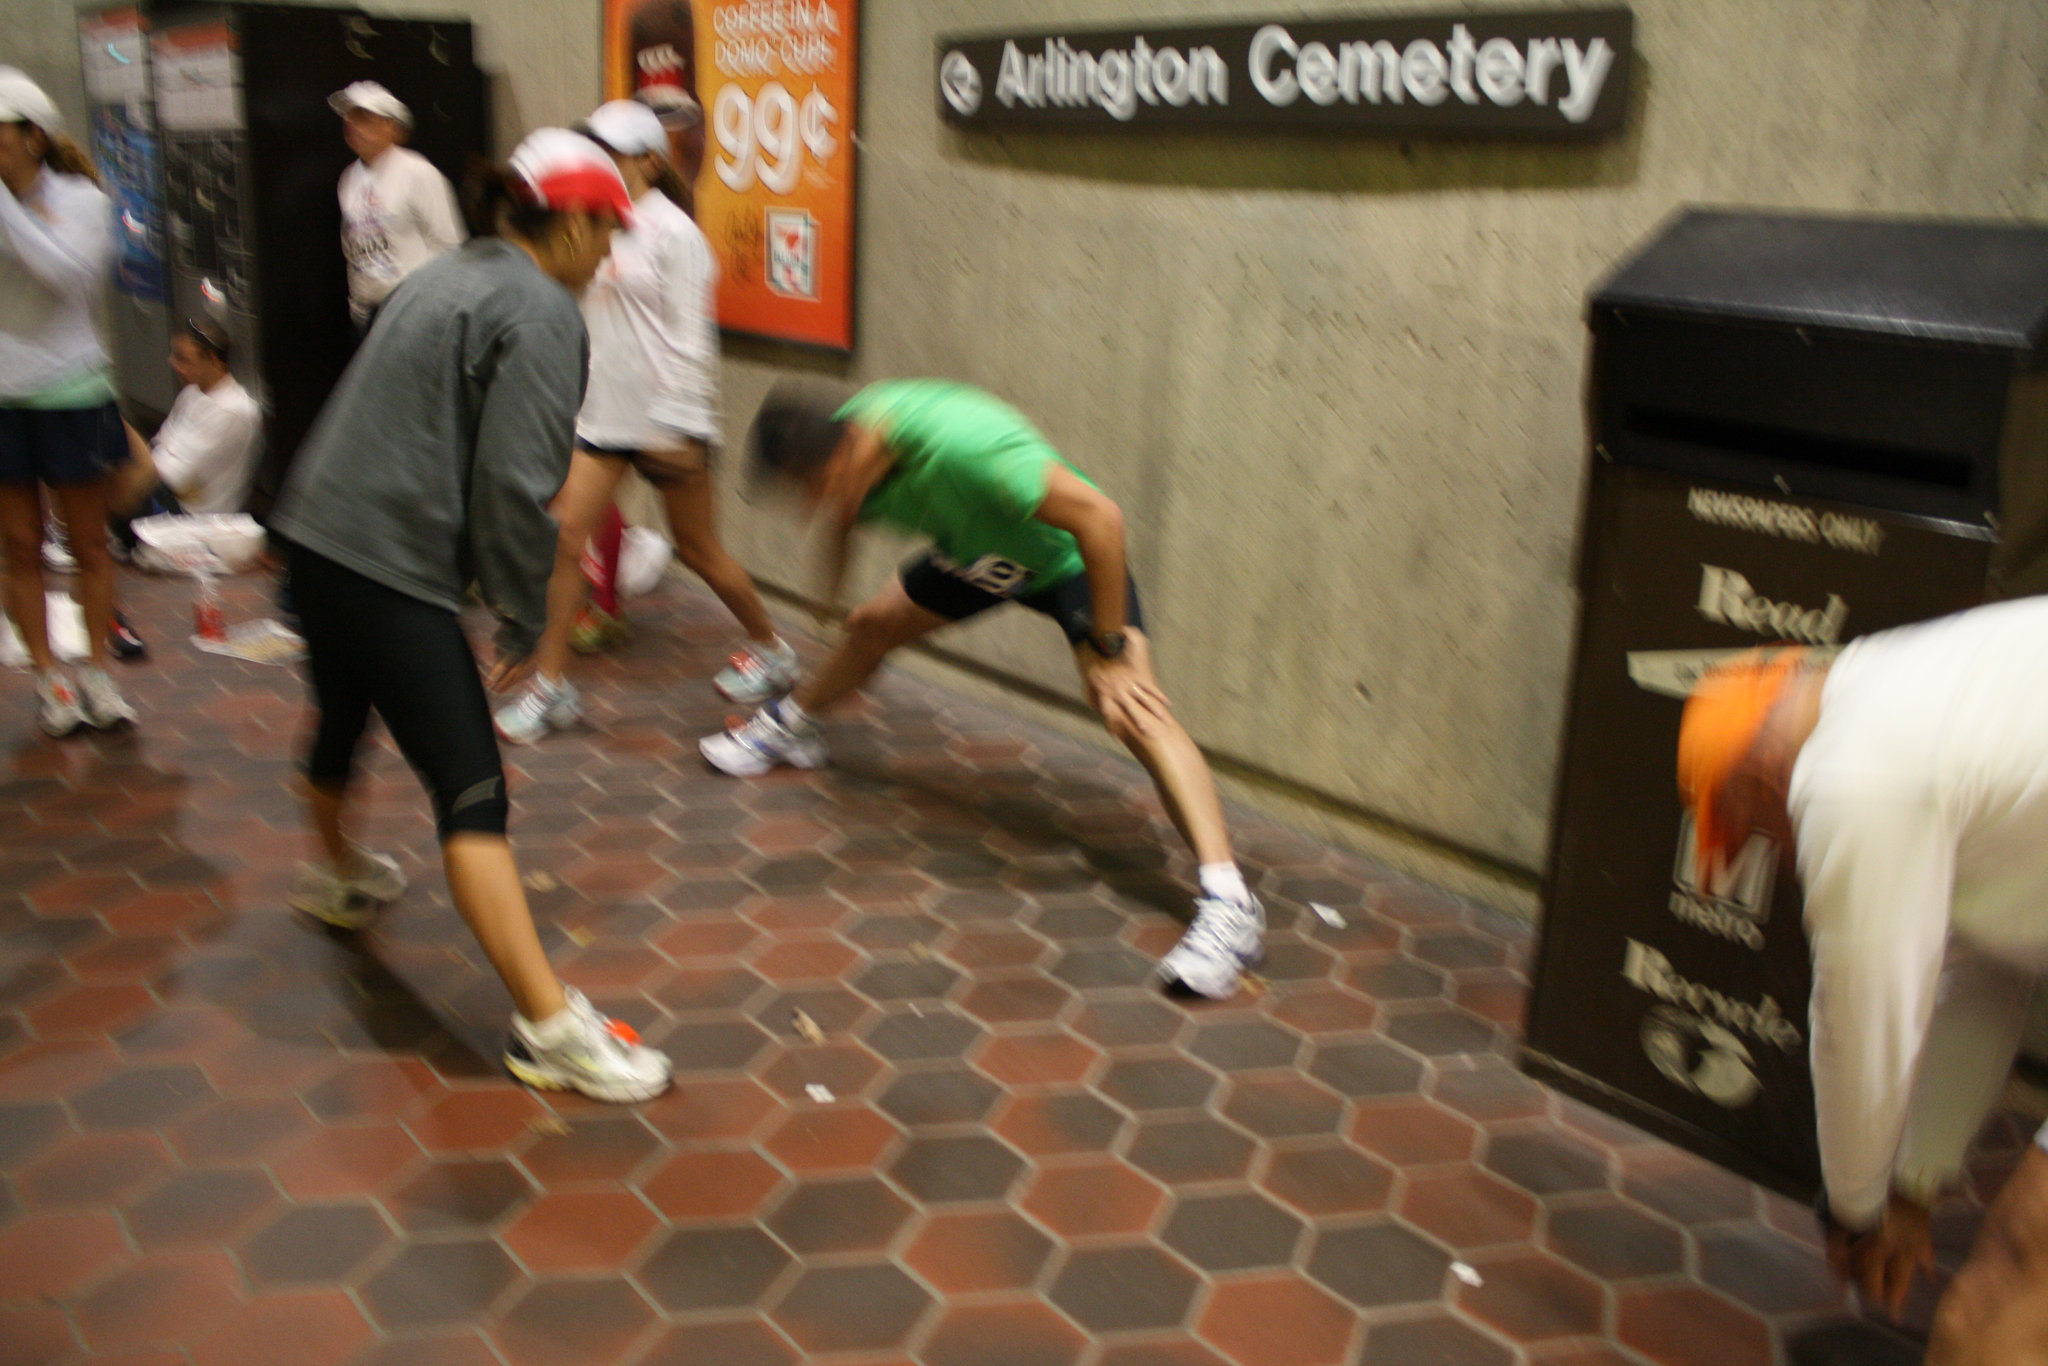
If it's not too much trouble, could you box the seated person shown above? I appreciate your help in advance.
[114,318,261,538]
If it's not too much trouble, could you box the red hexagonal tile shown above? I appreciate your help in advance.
[922,1301,1086,1366]
[1616,1286,1773,1366]
[27,981,158,1036]
[974,1030,1099,1087]
[16,1130,174,1207]
[1458,1250,1608,1342]
[653,917,761,961]
[641,1147,784,1220]
[1400,1167,1539,1249]
[302,1058,444,1123]
[750,938,860,983]
[642,1076,782,1143]
[761,1104,900,1171]
[76,1249,245,1350]
[1260,1142,1395,1217]
[0,1306,76,1365]
[1268,986,1379,1035]
[269,1122,424,1200]
[902,1209,1056,1294]
[1197,1275,1357,1366]
[408,1087,549,1153]
[502,1190,660,1273]
[0,1040,123,1100]
[0,1211,129,1298]
[189,1289,373,1366]
[1349,1100,1478,1166]
[1022,1159,1166,1238]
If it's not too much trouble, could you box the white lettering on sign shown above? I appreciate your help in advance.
[1248,21,1610,120]
[1620,939,1803,1052]
[1687,487,1885,556]
[996,36,1228,118]
[1697,564,1847,644]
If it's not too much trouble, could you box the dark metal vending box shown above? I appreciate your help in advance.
[144,2,489,513]
[1526,210,2048,1196]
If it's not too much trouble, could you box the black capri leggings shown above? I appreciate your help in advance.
[284,541,510,838]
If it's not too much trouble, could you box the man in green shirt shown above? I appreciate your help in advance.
[701,379,1265,998]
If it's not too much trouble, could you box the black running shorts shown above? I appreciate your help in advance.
[899,551,1144,646]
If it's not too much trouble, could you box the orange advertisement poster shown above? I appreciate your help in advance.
[604,0,858,351]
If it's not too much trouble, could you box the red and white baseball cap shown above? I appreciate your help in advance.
[508,128,635,228]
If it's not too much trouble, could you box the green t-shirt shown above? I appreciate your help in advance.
[840,380,1094,594]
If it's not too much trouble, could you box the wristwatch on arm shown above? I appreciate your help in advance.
[1086,630,1127,659]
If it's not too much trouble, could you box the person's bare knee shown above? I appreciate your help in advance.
[1930,1148,2048,1366]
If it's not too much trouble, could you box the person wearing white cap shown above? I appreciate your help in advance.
[330,80,466,330]
[495,99,796,745]
[0,67,136,736]
[268,129,672,1103]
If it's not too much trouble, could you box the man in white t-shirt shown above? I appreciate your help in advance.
[115,318,261,528]
[330,82,465,329]
[1678,601,2048,1364]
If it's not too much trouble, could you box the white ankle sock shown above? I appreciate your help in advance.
[1199,863,1250,906]
[523,1003,582,1047]
[765,635,796,662]
[773,697,816,732]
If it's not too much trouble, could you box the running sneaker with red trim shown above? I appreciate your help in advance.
[35,670,83,737]
[699,701,827,776]
[713,638,798,704]
[504,987,672,1102]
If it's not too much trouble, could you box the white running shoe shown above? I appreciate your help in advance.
[1158,894,1267,999]
[76,666,136,730]
[699,703,827,777]
[40,538,75,574]
[713,639,799,704]
[35,671,84,738]
[504,988,673,1103]
[494,675,582,745]
[289,846,408,930]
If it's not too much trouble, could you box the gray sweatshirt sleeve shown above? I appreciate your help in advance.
[467,317,586,659]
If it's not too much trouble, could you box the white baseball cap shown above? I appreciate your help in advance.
[508,127,635,227]
[635,85,703,130]
[582,99,668,157]
[0,68,62,132]
[328,80,412,129]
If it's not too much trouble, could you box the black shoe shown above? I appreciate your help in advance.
[109,613,147,662]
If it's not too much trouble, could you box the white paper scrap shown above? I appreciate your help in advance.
[1310,902,1348,929]
[804,1084,835,1103]
[1450,1261,1483,1287]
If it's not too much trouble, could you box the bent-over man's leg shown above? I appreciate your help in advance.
[1929,1140,2048,1366]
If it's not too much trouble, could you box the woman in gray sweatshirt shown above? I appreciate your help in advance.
[270,128,672,1103]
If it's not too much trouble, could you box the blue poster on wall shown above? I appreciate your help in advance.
[81,8,169,304]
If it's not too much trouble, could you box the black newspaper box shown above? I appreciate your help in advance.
[1525,209,2048,1196]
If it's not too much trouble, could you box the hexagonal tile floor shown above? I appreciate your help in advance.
[0,569,2011,1364]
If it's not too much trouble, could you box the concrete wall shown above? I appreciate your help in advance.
[18,0,2048,911]
[715,0,2048,909]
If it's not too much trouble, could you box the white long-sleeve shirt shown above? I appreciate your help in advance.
[575,188,721,450]
[0,170,112,400]
[1789,595,2048,1229]
[339,147,465,321]
[154,375,261,514]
